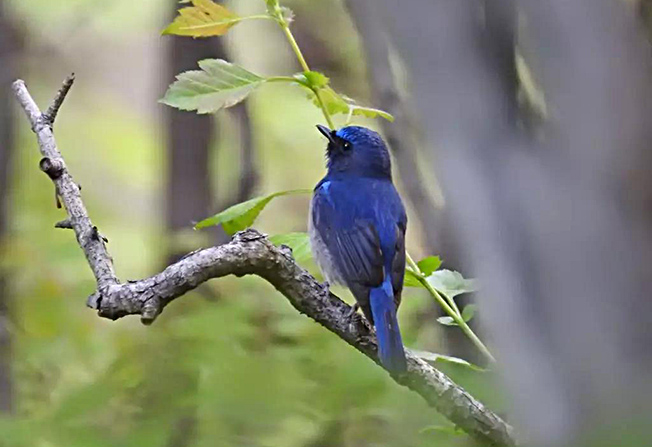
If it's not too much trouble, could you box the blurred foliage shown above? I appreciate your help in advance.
[0,0,505,445]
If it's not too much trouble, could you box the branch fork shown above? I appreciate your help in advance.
[12,76,516,447]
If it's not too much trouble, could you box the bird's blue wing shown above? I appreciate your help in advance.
[310,181,384,289]
[390,217,407,306]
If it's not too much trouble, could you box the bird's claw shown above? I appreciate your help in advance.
[347,302,360,320]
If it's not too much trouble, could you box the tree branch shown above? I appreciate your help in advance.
[43,73,75,126]
[12,77,517,447]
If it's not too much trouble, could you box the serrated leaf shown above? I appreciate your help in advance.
[461,304,477,322]
[269,233,312,263]
[195,189,311,234]
[411,349,484,371]
[417,256,442,277]
[436,316,458,327]
[161,59,265,114]
[163,0,241,37]
[427,269,477,299]
[404,269,425,288]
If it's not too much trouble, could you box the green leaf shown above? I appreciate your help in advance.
[404,256,442,287]
[312,87,350,115]
[304,86,394,122]
[269,233,312,263]
[461,304,477,322]
[162,0,241,37]
[427,269,477,299]
[411,349,484,371]
[161,59,265,114]
[417,256,442,277]
[436,316,458,327]
[404,269,425,288]
[294,71,330,90]
[195,189,311,234]
[349,105,394,122]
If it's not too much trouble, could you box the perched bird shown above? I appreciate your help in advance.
[309,124,408,373]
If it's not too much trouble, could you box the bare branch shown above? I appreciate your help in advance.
[12,78,119,294]
[43,73,75,126]
[12,77,517,447]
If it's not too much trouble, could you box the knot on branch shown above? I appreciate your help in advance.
[39,157,64,180]
[232,228,267,243]
[55,219,73,229]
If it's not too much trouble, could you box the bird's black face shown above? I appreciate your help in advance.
[316,124,351,158]
[316,125,392,179]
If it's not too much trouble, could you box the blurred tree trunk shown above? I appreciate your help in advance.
[345,0,482,362]
[163,2,256,444]
[0,0,16,413]
[165,29,222,261]
[381,0,652,444]
[639,0,652,39]
[165,3,256,263]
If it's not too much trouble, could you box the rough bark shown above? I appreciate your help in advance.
[12,77,516,447]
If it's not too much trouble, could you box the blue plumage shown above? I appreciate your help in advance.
[309,125,407,373]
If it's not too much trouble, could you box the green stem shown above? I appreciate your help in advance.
[281,25,310,72]
[273,10,335,129]
[406,253,496,363]
[313,93,335,128]
[241,14,276,21]
[267,76,299,83]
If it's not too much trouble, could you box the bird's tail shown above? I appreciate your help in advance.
[370,280,407,373]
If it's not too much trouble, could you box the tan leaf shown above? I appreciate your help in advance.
[162,0,240,38]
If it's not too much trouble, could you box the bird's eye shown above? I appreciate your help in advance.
[342,141,352,151]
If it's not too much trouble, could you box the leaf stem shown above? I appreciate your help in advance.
[272,7,335,129]
[241,14,276,21]
[267,76,299,83]
[281,25,310,73]
[406,253,496,363]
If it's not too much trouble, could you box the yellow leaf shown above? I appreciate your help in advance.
[162,0,241,38]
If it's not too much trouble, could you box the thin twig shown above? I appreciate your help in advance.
[43,73,75,126]
[12,77,517,447]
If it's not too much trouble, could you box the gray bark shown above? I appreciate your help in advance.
[12,77,516,447]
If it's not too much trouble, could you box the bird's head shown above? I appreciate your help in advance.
[317,125,392,179]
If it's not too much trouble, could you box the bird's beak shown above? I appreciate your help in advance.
[316,124,336,144]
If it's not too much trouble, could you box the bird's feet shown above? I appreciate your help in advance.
[347,302,360,320]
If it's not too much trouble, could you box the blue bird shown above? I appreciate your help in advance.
[309,124,407,373]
